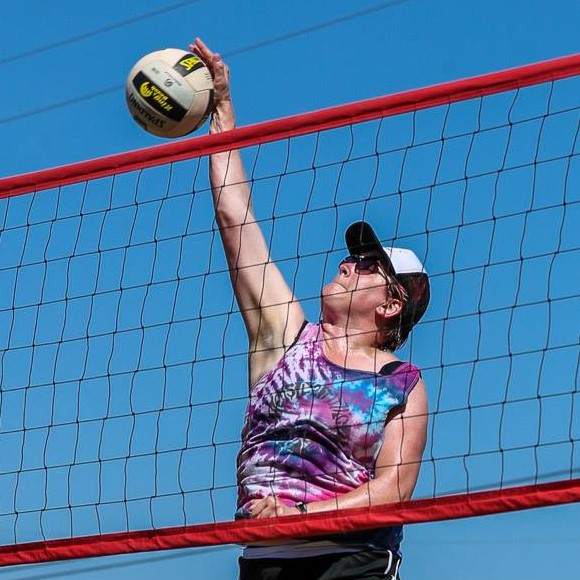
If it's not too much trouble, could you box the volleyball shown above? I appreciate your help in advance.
[126,48,214,138]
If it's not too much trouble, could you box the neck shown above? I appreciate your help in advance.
[319,320,397,370]
[320,320,382,355]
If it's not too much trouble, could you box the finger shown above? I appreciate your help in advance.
[248,498,267,517]
[213,53,226,73]
[253,505,272,519]
[194,37,212,55]
[251,496,278,516]
[255,506,276,519]
[263,497,280,518]
[211,58,231,99]
[191,37,214,63]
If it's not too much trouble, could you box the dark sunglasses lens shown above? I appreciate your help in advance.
[355,257,380,273]
[340,255,382,274]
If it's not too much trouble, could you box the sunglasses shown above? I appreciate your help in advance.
[340,255,385,275]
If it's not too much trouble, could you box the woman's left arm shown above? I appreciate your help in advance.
[250,380,428,518]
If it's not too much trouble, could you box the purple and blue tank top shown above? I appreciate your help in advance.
[236,322,421,553]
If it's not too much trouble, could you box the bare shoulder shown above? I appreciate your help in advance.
[402,377,428,415]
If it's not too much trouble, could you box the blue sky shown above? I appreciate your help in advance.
[1,1,579,579]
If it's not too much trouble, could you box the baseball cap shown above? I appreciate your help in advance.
[345,221,430,330]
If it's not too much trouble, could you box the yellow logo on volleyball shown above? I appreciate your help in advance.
[139,81,154,98]
[178,56,201,71]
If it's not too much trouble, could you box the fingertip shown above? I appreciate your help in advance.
[196,37,209,50]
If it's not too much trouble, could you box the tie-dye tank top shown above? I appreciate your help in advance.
[236,321,421,553]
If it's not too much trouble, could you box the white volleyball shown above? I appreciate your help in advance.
[126,48,214,138]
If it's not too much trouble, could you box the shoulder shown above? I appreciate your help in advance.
[380,359,423,398]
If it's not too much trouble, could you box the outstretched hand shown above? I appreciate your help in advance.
[189,38,233,132]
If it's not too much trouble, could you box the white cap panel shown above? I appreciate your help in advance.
[383,246,427,275]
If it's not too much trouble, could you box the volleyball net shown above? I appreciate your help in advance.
[0,55,579,566]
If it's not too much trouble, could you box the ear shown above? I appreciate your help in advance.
[376,298,403,321]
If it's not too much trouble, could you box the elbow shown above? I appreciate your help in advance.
[214,204,238,230]
[214,199,255,230]
[373,470,419,504]
[393,471,420,502]
[376,486,414,505]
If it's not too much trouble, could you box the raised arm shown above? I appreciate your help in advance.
[191,39,305,384]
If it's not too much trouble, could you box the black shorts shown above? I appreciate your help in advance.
[238,549,401,580]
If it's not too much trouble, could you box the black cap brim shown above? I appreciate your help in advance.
[345,221,395,275]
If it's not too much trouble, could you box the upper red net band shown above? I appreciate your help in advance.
[1,54,578,198]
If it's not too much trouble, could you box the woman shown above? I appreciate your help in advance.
[191,37,430,580]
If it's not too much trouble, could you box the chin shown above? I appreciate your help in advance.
[322,281,347,297]
[320,284,348,321]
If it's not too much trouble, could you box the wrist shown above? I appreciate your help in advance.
[295,501,308,515]
[210,105,236,133]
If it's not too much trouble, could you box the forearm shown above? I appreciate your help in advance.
[209,98,254,229]
[249,470,418,519]
[304,470,417,515]
[190,39,252,227]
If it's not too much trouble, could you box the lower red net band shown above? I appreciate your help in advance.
[1,478,579,566]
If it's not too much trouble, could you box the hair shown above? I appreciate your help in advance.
[379,276,410,351]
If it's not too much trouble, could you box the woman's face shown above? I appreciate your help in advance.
[321,255,390,324]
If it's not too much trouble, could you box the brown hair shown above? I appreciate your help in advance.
[380,276,409,351]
